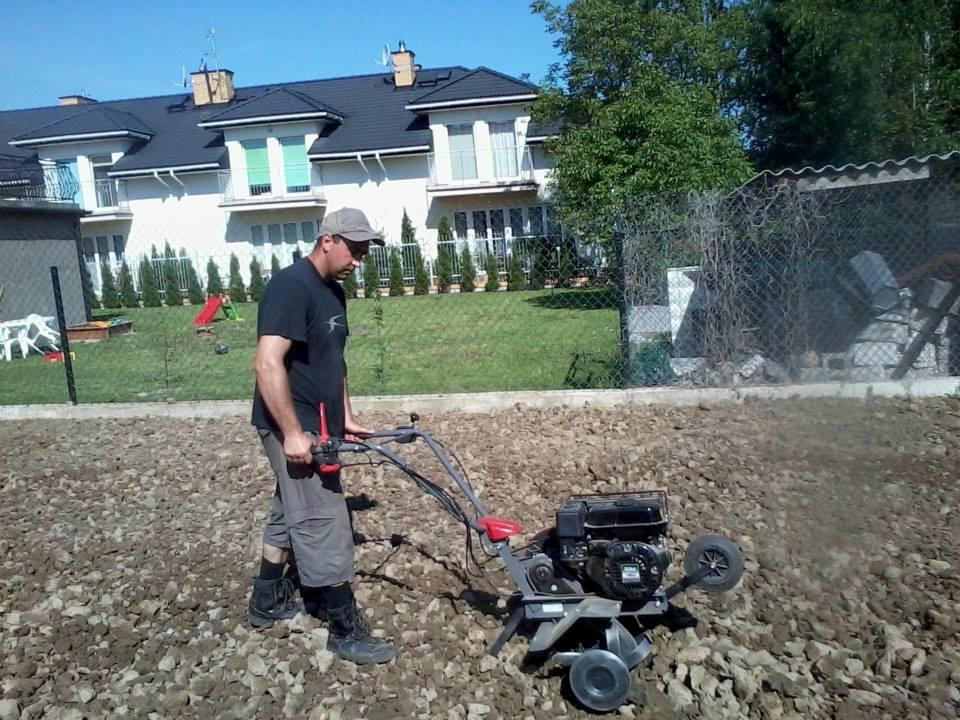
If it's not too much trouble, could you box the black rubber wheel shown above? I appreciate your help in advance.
[569,649,631,712]
[683,534,744,593]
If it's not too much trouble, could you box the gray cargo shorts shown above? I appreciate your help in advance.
[258,429,354,587]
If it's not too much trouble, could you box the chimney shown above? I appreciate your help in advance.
[190,69,235,106]
[59,95,97,106]
[391,41,418,88]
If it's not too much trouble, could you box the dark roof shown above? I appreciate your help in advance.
[0,65,535,173]
[199,87,345,126]
[11,106,153,143]
[408,68,536,107]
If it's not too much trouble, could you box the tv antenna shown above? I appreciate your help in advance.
[203,27,220,73]
[373,42,390,67]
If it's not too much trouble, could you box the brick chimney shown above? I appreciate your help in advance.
[391,41,418,88]
[58,95,97,106]
[190,68,235,106]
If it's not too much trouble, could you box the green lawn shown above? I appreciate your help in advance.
[0,288,621,405]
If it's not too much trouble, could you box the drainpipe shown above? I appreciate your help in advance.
[168,169,185,189]
[355,153,370,180]
[374,151,388,180]
[153,170,171,190]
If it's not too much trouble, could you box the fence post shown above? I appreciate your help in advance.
[613,230,630,388]
[50,266,78,405]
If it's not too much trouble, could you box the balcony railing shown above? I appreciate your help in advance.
[427,147,535,190]
[0,156,79,203]
[218,167,323,206]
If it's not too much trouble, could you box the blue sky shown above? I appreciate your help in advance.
[0,1,561,111]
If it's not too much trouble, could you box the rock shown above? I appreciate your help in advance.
[76,685,96,704]
[466,703,491,716]
[677,646,712,665]
[0,699,19,720]
[731,665,758,702]
[909,649,926,677]
[247,653,268,677]
[158,653,177,672]
[478,655,498,673]
[315,650,335,674]
[847,689,882,706]
[929,559,951,573]
[666,679,694,709]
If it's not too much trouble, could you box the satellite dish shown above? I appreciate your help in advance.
[374,43,390,67]
[172,65,187,88]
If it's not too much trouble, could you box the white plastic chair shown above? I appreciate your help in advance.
[0,324,15,362]
[25,314,60,351]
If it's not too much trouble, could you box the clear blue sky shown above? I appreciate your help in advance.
[0,1,561,111]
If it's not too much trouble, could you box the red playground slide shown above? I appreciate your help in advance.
[193,295,222,325]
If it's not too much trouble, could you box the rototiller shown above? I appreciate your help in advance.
[313,411,744,713]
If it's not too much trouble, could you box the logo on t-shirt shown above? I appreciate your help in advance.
[325,313,345,334]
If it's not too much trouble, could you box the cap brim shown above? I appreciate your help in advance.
[340,230,385,246]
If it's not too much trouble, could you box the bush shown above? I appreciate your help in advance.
[270,254,281,277]
[118,261,138,308]
[484,249,500,292]
[507,252,525,291]
[182,252,205,305]
[388,246,405,297]
[139,255,162,307]
[459,244,476,293]
[627,340,675,387]
[362,255,381,299]
[228,253,246,303]
[413,246,430,295]
[530,237,548,290]
[206,259,224,296]
[162,242,182,305]
[99,263,121,309]
[557,239,577,289]
[342,268,358,299]
[249,258,266,302]
[80,260,97,315]
[436,217,454,294]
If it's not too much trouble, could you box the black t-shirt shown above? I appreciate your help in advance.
[251,258,348,437]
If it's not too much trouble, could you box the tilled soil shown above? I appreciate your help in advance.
[0,397,958,720]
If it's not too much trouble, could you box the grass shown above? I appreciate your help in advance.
[0,288,621,405]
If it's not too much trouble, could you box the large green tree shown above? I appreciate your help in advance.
[739,0,960,169]
[532,0,752,232]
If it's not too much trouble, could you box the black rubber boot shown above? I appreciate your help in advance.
[247,577,303,628]
[325,585,398,664]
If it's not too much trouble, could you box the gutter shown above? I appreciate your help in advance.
[374,152,388,179]
[168,169,185,189]
[355,153,370,180]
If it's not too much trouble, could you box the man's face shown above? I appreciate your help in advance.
[329,235,369,279]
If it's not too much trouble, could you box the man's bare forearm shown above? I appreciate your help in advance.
[256,362,302,438]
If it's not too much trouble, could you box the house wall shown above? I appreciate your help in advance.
[0,202,87,326]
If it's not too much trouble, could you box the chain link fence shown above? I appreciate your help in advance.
[2,160,958,405]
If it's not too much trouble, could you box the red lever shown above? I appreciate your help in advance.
[315,402,340,474]
[319,402,330,441]
[478,516,524,543]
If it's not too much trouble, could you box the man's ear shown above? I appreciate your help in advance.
[317,232,334,250]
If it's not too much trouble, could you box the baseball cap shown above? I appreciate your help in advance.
[319,207,385,246]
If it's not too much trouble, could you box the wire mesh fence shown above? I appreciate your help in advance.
[2,162,958,405]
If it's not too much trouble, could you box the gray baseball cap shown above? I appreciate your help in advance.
[319,207,385,246]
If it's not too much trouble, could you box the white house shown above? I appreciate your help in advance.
[0,45,560,292]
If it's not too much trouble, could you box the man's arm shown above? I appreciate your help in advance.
[254,334,313,463]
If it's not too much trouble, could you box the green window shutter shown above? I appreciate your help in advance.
[280,137,309,192]
[243,140,271,194]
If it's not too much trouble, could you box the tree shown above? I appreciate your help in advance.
[738,0,960,169]
[161,242,182,306]
[363,253,381,299]
[532,0,752,234]
[99,263,121,309]
[118,260,138,308]
[507,252,525,291]
[206,259,224,296]
[530,238,549,290]
[249,257,266,302]
[182,251,205,305]
[228,253,246,303]
[342,268,358,299]
[483,247,501,292]
[413,246,430,295]
[388,246,405,297]
[557,239,577,288]
[459,244,476,293]
[80,261,96,317]
[270,254,282,277]
[139,255,162,307]
[435,217,455,293]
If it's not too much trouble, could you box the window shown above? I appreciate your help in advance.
[546,206,561,237]
[112,235,125,262]
[490,209,504,238]
[280,137,309,193]
[251,225,266,263]
[454,212,468,239]
[528,206,544,236]
[472,210,488,239]
[447,124,477,181]
[489,122,518,178]
[250,220,319,268]
[509,208,524,238]
[243,140,271,195]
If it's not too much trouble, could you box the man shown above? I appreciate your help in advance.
[247,207,398,665]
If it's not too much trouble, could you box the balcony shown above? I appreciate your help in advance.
[79,179,132,223]
[427,147,537,197]
[0,157,78,204]
[218,168,325,212]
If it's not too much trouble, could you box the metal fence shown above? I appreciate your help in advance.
[2,164,958,406]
